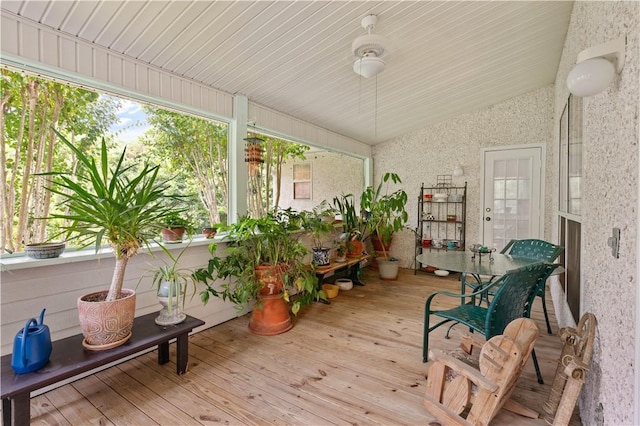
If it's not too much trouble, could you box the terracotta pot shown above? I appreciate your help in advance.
[371,234,392,253]
[248,293,293,335]
[346,240,364,257]
[249,264,293,335]
[254,264,285,296]
[77,289,136,350]
[161,227,185,243]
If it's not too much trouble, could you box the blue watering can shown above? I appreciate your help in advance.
[11,309,52,374]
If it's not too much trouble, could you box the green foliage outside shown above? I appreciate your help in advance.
[1,68,312,254]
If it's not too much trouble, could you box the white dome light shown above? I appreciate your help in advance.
[566,37,626,97]
[566,58,615,97]
[353,55,385,78]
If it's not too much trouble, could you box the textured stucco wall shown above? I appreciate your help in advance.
[553,2,639,425]
[278,150,364,212]
[373,87,555,269]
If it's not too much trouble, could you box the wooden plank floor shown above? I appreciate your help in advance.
[27,268,581,425]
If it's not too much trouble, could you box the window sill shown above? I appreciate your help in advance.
[0,236,221,272]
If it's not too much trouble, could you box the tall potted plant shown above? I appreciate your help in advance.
[332,193,368,257]
[361,172,409,279]
[192,211,323,335]
[43,132,177,350]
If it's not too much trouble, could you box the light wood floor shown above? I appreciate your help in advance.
[29,268,580,425]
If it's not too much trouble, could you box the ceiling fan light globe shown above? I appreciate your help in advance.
[353,56,385,78]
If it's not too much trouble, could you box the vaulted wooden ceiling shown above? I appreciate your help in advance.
[1,1,574,145]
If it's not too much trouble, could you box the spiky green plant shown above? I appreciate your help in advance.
[43,131,179,302]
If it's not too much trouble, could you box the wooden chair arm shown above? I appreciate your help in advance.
[428,349,498,392]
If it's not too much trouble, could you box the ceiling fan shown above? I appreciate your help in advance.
[351,14,390,78]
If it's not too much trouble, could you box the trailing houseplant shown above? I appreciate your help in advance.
[192,211,324,335]
[140,241,197,325]
[42,131,178,349]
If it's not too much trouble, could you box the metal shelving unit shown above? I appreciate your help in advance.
[415,180,467,274]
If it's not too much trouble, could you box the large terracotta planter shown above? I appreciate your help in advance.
[248,293,293,335]
[77,289,136,350]
[249,264,292,335]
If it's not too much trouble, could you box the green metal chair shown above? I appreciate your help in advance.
[461,239,565,334]
[424,262,558,384]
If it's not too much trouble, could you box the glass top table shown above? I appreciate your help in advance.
[416,251,539,277]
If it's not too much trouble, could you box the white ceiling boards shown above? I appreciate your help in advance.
[1,1,573,145]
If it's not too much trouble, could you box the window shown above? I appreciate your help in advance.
[1,68,228,254]
[293,163,312,199]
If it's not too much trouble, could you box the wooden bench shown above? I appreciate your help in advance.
[314,254,371,295]
[1,312,204,426]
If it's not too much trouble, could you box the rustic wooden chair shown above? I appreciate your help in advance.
[461,239,564,334]
[542,312,597,426]
[424,317,541,426]
[424,262,558,384]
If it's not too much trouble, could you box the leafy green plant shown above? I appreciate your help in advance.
[361,172,409,257]
[139,242,197,313]
[192,212,324,315]
[42,130,178,302]
[300,200,336,248]
[332,193,367,242]
[162,212,191,229]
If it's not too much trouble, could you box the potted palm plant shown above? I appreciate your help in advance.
[43,131,177,350]
[192,211,324,335]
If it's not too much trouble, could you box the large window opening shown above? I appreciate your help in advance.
[1,68,228,254]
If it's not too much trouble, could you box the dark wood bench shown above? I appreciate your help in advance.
[314,254,372,300]
[1,312,204,426]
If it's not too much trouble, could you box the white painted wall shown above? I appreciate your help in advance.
[373,87,555,269]
[0,241,239,356]
[278,150,365,213]
[552,2,639,424]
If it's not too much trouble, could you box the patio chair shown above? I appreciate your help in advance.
[423,262,558,384]
[424,317,541,426]
[543,312,596,426]
[461,239,564,334]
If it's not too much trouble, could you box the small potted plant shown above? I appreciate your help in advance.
[141,242,197,325]
[192,211,324,335]
[301,201,337,266]
[333,237,348,263]
[202,224,220,239]
[161,213,192,243]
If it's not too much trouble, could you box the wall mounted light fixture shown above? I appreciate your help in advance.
[566,37,626,97]
[453,165,464,177]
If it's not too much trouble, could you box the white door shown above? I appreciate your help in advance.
[481,146,544,251]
